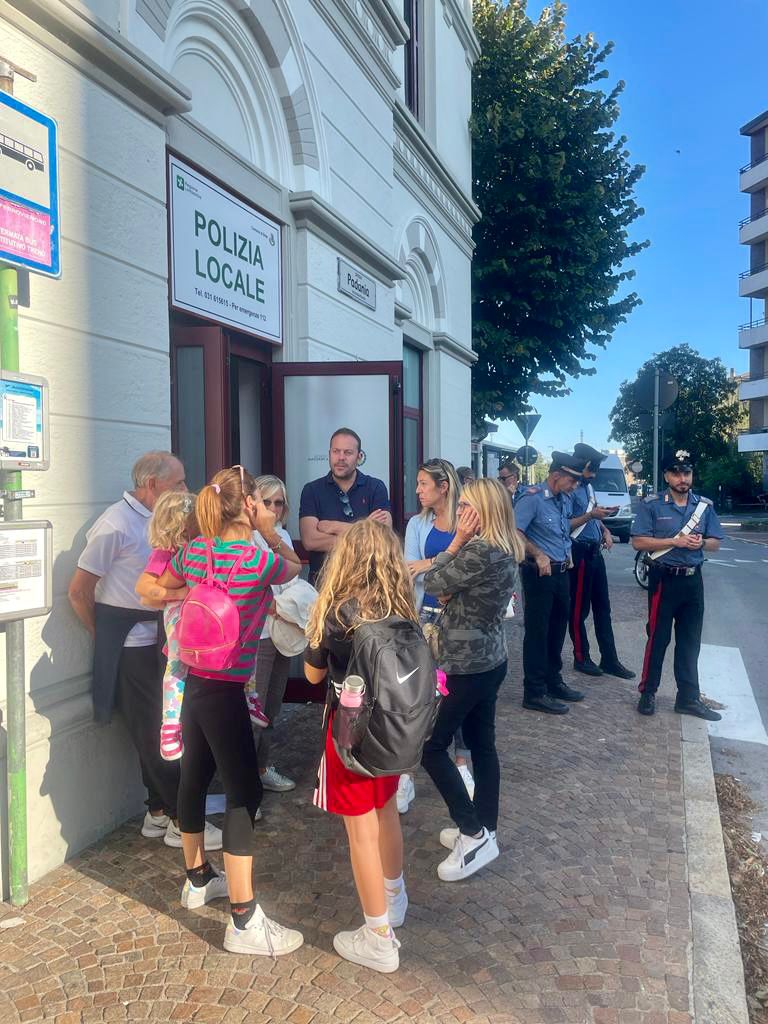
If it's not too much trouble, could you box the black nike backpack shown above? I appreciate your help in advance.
[331,615,440,778]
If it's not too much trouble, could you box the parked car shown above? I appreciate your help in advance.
[592,454,633,543]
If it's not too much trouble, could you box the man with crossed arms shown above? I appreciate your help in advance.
[631,448,723,720]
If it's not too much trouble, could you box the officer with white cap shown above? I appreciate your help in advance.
[631,449,724,719]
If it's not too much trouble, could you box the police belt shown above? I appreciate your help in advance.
[648,561,701,578]
[572,539,600,558]
[524,557,570,574]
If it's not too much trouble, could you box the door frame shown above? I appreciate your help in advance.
[228,334,274,475]
[170,323,228,482]
[271,360,404,534]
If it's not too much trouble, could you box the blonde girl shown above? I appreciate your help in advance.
[136,490,196,761]
[421,478,523,883]
[304,520,417,974]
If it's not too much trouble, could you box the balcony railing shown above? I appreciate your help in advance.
[739,427,768,434]
[739,208,768,228]
[739,262,768,280]
[744,371,768,383]
[740,152,768,174]
[739,317,768,332]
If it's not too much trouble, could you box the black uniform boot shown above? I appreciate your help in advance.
[674,698,722,722]
[573,659,603,677]
[600,661,636,680]
[522,694,570,715]
[637,692,655,716]
[548,683,585,703]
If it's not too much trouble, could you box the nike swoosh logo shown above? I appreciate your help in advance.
[396,668,418,685]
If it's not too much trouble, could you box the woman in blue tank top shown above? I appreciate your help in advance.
[401,459,474,813]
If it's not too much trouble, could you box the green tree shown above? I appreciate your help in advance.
[471,0,647,427]
[609,344,747,485]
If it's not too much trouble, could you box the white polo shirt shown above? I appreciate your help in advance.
[78,491,157,647]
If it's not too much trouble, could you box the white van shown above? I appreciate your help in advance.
[591,453,633,543]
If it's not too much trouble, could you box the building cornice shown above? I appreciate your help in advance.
[289,191,405,285]
[433,331,477,366]
[2,0,192,116]
[307,0,403,105]
[393,101,480,252]
[439,0,481,67]
[371,0,410,48]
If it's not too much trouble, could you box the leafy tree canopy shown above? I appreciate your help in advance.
[609,344,746,483]
[471,0,647,426]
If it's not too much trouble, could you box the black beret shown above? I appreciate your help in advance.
[662,449,693,472]
[551,451,586,478]
[573,443,608,470]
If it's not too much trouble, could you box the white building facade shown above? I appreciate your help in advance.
[0,0,479,890]
[738,107,768,484]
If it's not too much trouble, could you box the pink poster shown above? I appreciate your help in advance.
[0,197,52,265]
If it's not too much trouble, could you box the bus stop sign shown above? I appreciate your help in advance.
[0,91,60,277]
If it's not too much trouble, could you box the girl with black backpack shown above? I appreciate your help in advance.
[305,520,421,974]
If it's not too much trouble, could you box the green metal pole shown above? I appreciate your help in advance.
[0,62,28,907]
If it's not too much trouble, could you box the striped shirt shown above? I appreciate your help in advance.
[169,537,287,682]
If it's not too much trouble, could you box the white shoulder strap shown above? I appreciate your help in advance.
[649,499,708,561]
[571,483,596,540]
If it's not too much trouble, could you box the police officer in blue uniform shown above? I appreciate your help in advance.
[631,449,724,720]
[569,443,635,680]
[515,452,587,714]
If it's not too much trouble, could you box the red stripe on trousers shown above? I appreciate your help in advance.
[639,580,664,692]
[572,559,587,662]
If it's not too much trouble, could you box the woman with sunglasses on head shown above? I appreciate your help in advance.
[250,474,301,795]
[420,478,523,881]
[147,466,305,956]
[401,458,473,813]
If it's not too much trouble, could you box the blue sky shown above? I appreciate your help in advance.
[492,0,768,459]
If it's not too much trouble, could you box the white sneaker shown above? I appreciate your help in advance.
[223,905,304,957]
[261,766,296,792]
[386,886,408,928]
[440,826,497,851]
[396,774,415,814]
[164,820,223,851]
[333,925,400,973]
[457,764,475,800]
[180,869,229,909]
[141,812,170,839]
[437,828,499,882]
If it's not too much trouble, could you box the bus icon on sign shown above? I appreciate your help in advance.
[0,131,44,172]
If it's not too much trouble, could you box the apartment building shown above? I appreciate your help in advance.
[738,107,768,482]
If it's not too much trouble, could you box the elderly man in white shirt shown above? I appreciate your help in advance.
[68,451,221,849]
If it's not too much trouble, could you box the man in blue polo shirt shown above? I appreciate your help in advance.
[299,427,392,583]
[515,451,587,715]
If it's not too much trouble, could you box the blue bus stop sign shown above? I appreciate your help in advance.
[0,92,60,277]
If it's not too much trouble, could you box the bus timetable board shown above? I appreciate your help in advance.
[0,91,60,277]
[0,370,50,471]
[0,520,53,623]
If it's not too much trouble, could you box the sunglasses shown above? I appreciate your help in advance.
[498,473,517,482]
[339,491,355,519]
[262,497,286,509]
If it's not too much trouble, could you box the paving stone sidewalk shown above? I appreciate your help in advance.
[0,622,697,1024]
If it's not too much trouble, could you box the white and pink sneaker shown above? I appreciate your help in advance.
[160,723,183,760]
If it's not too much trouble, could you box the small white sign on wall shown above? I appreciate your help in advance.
[168,155,283,343]
[338,258,376,311]
[0,520,53,622]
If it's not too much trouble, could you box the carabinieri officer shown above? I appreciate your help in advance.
[631,449,724,720]
[515,451,587,715]
[569,443,635,680]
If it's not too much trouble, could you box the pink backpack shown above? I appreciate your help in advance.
[176,540,261,672]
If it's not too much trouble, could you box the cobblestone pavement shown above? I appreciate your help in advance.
[0,622,695,1024]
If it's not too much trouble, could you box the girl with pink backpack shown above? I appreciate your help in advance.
[147,465,304,957]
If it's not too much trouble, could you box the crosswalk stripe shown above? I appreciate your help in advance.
[698,644,768,746]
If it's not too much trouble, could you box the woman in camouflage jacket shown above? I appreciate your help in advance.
[420,478,524,882]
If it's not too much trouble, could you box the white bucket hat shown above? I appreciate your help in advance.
[268,579,317,657]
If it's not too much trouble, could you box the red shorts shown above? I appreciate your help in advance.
[313,717,399,817]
